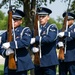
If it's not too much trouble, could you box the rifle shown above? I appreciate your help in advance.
[58,15,68,60]
[33,13,40,65]
[58,0,71,60]
[7,0,16,69]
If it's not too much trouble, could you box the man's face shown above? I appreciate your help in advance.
[67,19,74,27]
[38,15,49,25]
[13,19,22,28]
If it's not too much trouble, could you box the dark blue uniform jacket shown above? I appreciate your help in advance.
[0,26,34,73]
[34,23,59,67]
[61,23,75,62]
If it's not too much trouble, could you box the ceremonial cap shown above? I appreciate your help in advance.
[37,7,52,15]
[12,9,25,19]
[63,12,75,20]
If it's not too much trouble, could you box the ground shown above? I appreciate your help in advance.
[0,56,5,65]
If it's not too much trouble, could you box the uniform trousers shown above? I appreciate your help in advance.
[4,69,27,75]
[59,61,75,75]
[34,65,56,75]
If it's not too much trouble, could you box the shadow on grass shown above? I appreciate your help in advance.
[0,70,4,75]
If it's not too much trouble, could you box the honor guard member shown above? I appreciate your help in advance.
[30,7,59,75]
[0,9,34,75]
[58,12,75,75]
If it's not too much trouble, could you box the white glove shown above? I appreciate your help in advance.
[5,48,14,56]
[58,32,64,37]
[2,42,10,49]
[57,42,64,47]
[30,38,35,44]
[32,47,39,53]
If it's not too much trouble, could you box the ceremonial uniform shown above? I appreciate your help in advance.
[0,9,34,75]
[30,7,59,75]
[58,12,75,75]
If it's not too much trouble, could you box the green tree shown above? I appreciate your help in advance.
[0,0,67,29]
[0,11,5,20]
[69,0,75,13]
[0,0,55,28]
[0,16,8,30]
[49,18,62,30]
[56,16,63,23]
[0,10,8,30]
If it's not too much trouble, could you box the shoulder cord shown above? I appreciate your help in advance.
[47,24,58,41]
[20,27,29,39]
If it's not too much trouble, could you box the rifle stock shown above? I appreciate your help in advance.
[58,15,68,60]
[7,10,16,69]
[34,14,40,65]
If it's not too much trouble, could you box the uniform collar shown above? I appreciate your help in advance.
[41,22,49,29]
[14,26,21,31]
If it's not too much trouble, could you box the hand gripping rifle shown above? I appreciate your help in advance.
[58,0,71,60]
[7,0,16,69]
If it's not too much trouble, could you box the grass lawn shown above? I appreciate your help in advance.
[0,64,4,75]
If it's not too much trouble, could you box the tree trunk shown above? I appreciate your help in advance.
[23,0,33,29]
